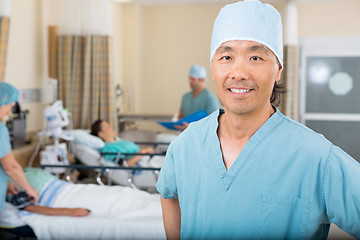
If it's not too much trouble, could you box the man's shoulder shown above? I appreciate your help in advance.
[277,112,332,149]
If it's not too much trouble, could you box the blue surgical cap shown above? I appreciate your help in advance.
[0,82,19,107]
[210,0,283,67]
[189,65,207,79]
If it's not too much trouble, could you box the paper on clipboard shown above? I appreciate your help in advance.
[158,110,208,130]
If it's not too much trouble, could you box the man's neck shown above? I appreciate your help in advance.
[192,86,205,98]
[103,137,116,143]
[217,105,275,170]
[218,106,275,141]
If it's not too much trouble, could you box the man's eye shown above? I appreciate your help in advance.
[220,56,231,61]
[250,56,261,61]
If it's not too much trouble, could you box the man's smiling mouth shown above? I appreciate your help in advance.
[229,88,252,94]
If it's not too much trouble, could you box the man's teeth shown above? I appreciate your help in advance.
[230,88,250,94]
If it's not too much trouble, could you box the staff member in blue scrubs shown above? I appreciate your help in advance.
[0,82,38,210]
[179,65,219,119]
[176,65,219,130]
[156,0,360,239]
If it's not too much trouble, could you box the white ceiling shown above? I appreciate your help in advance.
[114,0,348,6]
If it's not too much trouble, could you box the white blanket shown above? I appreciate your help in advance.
[21,183,165,240]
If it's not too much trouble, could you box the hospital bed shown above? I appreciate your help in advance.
[0,177,165,240]
[69,129,175,190]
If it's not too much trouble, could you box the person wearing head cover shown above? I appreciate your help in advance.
[175,64,219,130]
[156,0,360,239]
[0,82,39,211]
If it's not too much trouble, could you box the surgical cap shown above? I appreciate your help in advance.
[189,65,207,79]
[0,82,19,107]
[210,0,283,67]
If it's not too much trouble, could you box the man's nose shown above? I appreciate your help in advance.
[229,59,250,81]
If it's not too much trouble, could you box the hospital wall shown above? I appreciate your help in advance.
[4,0,360,135]
[5,0,44,133]
[120,0,360,131]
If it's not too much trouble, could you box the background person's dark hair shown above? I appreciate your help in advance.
[90,120,103,137]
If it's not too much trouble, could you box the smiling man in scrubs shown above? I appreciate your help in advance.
[156,0,360,239]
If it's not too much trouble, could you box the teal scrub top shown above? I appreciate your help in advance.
[156,109,360,239]
[180,88,219,118]
[100,140,140,163]
[0,122,12,210]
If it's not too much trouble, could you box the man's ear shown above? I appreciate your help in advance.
[275,66,283,82]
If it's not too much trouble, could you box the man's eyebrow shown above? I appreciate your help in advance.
[215,45,233,53]
[248,44,271,54]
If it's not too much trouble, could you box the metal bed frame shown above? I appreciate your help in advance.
[42,148,166,189]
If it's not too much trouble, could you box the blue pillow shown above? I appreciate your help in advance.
[71,129,105,150]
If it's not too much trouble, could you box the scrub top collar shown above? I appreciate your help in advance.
[210,107,284,191]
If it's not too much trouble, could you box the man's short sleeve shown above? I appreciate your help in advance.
[0,122,11,158]
[156,144,178,199]
[324,145,360,239]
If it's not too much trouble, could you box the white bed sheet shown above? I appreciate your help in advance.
[21,183,165,240]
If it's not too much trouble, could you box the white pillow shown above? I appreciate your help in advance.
[71,129,105,150]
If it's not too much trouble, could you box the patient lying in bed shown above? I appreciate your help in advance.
[1,167,165,239]
[91,120,155,167]
[70,121,165,188]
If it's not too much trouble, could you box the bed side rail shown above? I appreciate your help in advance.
[41,164,161,188]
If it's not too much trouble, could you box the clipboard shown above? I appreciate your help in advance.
[158,110,208,130]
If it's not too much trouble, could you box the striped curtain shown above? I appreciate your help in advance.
[56,35,115,129]
[280,1,300,121]
[0,16,10,82]
[281,45,299,121]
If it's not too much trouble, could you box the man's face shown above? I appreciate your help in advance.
[4,103,14,115]
[188,76,203,91]
[211,40,282,116]
[0,102,15,120]
[99,121,116,140]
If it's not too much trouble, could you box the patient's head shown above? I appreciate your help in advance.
[91,120,117,143]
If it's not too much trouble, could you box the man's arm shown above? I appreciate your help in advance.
[125,147,155,166]
[160,196,181,240]
[6,182,19,196]
[178,110,184,120]
[1,152,38,202]
[24,205,90,217]
[174,123,189,131]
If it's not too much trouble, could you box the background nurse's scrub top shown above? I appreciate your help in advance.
[180,89,219,118]
[156,109,360,239]
[0,122,12,210]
